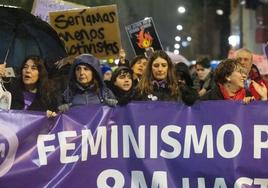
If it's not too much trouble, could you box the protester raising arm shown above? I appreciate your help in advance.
[117,48,130,67]
[251,80,267,101]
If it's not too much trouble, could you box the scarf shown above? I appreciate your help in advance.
[152,80,168,89]
[218,83,246,100]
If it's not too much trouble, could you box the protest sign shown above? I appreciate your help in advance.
[49,5,121,59]
[31,0,87,22]
[125,17,163,57]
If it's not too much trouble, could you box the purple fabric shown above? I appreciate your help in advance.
[23,91,36,110]
[0,101,268,187]
[152,79,167,88]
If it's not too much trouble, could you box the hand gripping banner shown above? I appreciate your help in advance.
[0,101,268,187]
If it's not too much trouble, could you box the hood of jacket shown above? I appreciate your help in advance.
[69,54,104,87]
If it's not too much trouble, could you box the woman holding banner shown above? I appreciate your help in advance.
[201,58,267,103]
[134,50,197,105]
[0,55,58,116]
[107,66,134,105]
[59,54,117,111]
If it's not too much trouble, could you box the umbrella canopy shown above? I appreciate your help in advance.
[0,6,67,72]
[166,51,190,66]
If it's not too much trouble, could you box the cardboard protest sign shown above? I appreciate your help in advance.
[32,0,87,22]
[49,5,121,59]
[125,17,162,57]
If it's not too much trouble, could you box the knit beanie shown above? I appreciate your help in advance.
[101,64,112,74]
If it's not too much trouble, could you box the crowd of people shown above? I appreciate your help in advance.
[0,48,267,117]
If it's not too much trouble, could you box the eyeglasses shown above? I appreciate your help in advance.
[237,57,250,62]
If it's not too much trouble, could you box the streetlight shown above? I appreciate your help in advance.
[181,41,189,47]
[174,43,180,49]
[178,6,186,14]
[176,25,183,31]
[174,50,180,54]
[175,36,181,41]
[216,9,224,15]
[228,35,240,48]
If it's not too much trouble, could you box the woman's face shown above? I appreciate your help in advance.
[152,57,168,81]
[196,64,211,81]
[228,66,247,89]
[22,59,39,87]
[75,65,93,87]
[114,72,132,91]
[132,58,148,77]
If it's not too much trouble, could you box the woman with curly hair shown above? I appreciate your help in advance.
[201,58,267,103]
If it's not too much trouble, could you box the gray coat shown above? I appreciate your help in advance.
[62,54,117,107]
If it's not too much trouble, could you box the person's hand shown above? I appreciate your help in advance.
[119,49,126,64]
[243,96,255,104]
[0,63,6,77]
[252,80,268,101]
[119,49,126,59]
[58,103,70,113]
[54,56,75,69]
[198,88,207,96]
[46,110,57,118]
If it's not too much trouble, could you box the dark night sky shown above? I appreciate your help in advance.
[0,0,231,60]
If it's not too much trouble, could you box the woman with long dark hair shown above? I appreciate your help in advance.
[3,55,58,114]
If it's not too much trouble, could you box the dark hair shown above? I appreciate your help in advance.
[130,55,147,68]
[136,50,179,99]
[196,57,211,68]
[175,63,193,87]
[214,58,240,84]
[111,66,133,84]
[21,55,56,106]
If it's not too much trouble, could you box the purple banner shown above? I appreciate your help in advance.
[0,101,268,187]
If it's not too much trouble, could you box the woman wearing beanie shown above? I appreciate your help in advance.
[101,64,112,81]
[58,54,117,112]
[107,66,134,105]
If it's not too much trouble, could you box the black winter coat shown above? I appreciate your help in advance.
[5,79,58,111]
[134,82,198,105]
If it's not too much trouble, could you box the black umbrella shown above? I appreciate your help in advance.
[0,6,67,72]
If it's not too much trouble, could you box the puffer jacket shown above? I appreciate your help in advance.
[62,54,117,107]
